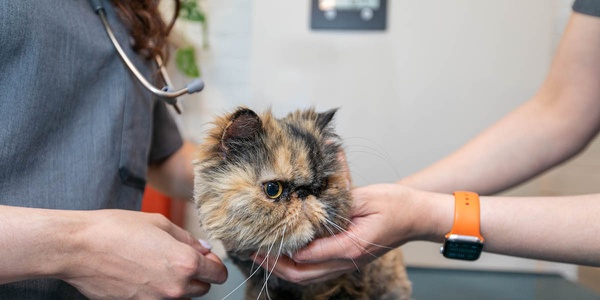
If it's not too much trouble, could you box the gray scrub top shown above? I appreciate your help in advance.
[573,0,600,16]
[0,1,183,299]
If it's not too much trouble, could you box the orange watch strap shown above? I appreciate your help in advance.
[446,191,484,241]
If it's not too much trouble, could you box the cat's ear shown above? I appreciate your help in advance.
[220,108,262,153]
[316,108,338,131]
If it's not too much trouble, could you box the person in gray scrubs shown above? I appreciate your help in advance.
[264,0,600,285]
[0,1,227,299]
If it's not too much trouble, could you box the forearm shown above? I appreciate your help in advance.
[410,189,600,266]
[147,141,197,200]
[399,96,587,194]
[400,13,600,195]
[479,194,600,266]
[0,205,227,297]
[0,205,80,284]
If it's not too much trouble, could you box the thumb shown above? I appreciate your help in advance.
[159,218,212,255]
[195,239,214,255]
[184,237,213,255]
[293,232,358,264]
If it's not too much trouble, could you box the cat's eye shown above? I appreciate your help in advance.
[263,181,283,199]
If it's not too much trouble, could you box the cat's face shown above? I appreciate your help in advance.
[193,107,351,258]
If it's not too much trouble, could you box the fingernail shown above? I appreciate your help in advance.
[198,239,212,250]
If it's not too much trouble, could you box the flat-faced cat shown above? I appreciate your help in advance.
[193,107,411,300]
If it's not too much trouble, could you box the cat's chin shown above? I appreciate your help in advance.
[225,240,311,262]
[226,250,253,261]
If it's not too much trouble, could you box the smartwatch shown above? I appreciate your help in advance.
[440,191,485,261]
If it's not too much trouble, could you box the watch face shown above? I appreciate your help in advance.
[442,240,484,261]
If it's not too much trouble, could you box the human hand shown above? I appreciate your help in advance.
[61,210,227,299]
[255,184,427,285]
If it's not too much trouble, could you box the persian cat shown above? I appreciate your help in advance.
[193,107,411,300]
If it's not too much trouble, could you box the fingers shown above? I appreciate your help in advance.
[289,188,381,264]
[249,196,389,285]
[195,252,228,284]
[150,214,217,257]
[250,230,371,285]
[182,280,211,298]
[174,253,226,299]
[253,254,351,285]
[154,215,213,255]
[198,239,213,251]
[146,214,228,286]
[293,234,360,263]
[189,238,213,255]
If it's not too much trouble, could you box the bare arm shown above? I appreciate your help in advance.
[480,193,600,265]
[401,12,600,194]
[147,140,197,200]
[0,140,229,297]
[265,185,600,285]
[0,206,75,284]
[266,12,600,284]
[0,205,227,298]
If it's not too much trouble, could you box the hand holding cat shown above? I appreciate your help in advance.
[257,184,439,285]
[61,209,228,299]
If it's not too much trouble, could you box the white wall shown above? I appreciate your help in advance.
[250,0,556,183]
[178,0,581,279]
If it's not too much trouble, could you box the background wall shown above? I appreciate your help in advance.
[172,0,600,283]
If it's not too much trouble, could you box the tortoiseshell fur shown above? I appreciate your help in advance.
[193,107,411,300]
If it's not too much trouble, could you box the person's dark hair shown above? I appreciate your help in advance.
[112,0,181,62]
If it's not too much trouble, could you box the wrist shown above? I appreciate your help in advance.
[440,192,485,261]
[40,210,88,280]
[406,188,454,243]
[26,209,93,281]
[52,210,105,281]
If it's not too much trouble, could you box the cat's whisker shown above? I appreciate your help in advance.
[257,226,287,300]
[346,164,371,185]
[344,136,400,172]
[344,136,395,157]
[324,219,385,260]
[221,253,269,300]
[329,211,355,226]
[345,149,396,169]
[325,218,383,251]
[257,234,278,300]
[329,212,394,250]
[343,142,400,177]
[250,244,264,274]
[221,231,281,300]
[264,247,273,300]
[323,222,360,273]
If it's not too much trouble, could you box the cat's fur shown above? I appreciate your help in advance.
[193,107,411,300]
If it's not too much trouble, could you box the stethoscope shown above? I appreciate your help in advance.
[88,0,204,114]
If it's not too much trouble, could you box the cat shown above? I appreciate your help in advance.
[193,107,411,300]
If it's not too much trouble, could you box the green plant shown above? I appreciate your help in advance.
[175,0,207,78]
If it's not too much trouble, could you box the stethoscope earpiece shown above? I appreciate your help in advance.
[186,79,205,94]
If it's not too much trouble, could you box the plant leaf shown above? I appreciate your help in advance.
[179,0,205,23]
[175,46,201,78]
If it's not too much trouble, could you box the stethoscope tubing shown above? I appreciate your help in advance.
[89,0,205,113]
